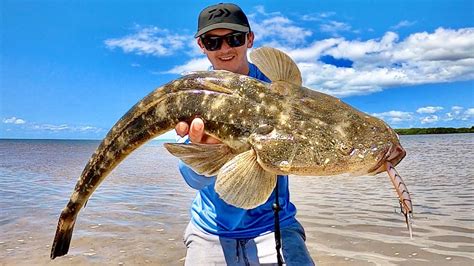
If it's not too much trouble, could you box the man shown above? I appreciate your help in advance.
[175,3,314,265]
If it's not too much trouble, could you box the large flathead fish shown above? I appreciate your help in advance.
[51,47,413,259]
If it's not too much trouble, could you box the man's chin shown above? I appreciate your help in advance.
[215,62,238,72]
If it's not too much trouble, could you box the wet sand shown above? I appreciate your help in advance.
[0,134,473,265]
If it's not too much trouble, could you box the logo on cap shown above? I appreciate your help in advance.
[208,8,231,20]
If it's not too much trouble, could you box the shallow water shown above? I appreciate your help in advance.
[292,134,474,265]
[0,134,473,265]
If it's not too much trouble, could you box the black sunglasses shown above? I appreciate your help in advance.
[200,32,248,51]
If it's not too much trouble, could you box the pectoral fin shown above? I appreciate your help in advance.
[164,143,235,176]
[215,149,277,209]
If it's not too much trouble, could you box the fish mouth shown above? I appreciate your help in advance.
[369,143,407,174]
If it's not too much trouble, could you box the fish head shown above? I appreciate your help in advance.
[294,87,408,176]
[340,118,406,176]
[249,85,407,176]
[366,127,406,175]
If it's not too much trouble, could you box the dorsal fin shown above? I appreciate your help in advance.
[250,47,302,86]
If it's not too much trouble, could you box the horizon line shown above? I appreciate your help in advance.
[0,138,176,141]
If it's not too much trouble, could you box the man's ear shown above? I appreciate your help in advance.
[247,31,254,48]
[197,38,206,53]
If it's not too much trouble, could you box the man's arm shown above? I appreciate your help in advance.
[178,160,215,190]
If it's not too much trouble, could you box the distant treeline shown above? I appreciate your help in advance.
[395,126,474,135]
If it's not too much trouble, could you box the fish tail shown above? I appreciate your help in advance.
[50,209,77,259]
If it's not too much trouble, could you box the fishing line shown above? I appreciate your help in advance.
[272,176,284,266]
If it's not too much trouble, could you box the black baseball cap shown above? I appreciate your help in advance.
[194,3,250,38]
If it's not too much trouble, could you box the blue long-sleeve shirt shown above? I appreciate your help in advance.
[179,63,297,238]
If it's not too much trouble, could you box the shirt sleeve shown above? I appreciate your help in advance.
[248,63,272,82]
[178,160,216,190]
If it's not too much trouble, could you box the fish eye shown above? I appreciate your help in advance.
[254,125,274,135]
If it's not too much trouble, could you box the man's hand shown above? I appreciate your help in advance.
[175,118,221,144]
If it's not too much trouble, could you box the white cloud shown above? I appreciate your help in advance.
[370,105,473,127]
[464,108,474,117]
[250,16,312,46]
[391,20,417,30]
[0,119,104,133]
[106,10,474,99]
[444,106,465,121]
[287,38,342,61]
[372,111,414,124]
[1,117,100,133]
[322,31,399,64]
[248,6,312,47]
[291,27,474,96]
[320,21,352,36]
[416,106,444,114]
[193,24,473,96]
[319,12,336,18]
[252,26,473,97]
[301,12,336,21]
[421,115,439,124]
[393,28,474,62]
[162,57,211,75]
[440,106,474,122]
[31,124,103,133]
[300,14,320,22]
[33,124,70,132]
[105,26,192,57]
[76,126,102,132]
[452,106,464,114]
[462,108,474,120]
[251,5,281,17]
[3,117,26,124]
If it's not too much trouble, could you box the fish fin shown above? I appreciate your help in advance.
[250,47,302,86]
[50,209,77,259]
[215,149,277,209]
[164,143,236,176]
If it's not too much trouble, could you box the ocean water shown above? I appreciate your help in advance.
[0,134,473,265]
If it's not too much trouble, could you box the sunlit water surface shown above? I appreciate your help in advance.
[0,134,472,265]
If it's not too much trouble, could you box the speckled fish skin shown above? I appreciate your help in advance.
[62,71,266,216]
[51,69,405,259]
[50,71,276,259]
[249,80,403,176]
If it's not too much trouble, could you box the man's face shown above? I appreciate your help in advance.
[197,28,254,75]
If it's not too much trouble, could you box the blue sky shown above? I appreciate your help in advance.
[1,0,473,140]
